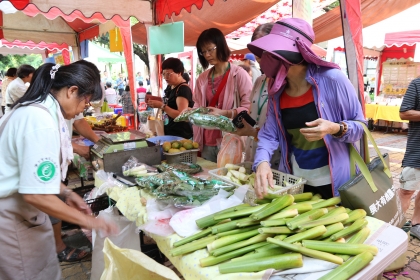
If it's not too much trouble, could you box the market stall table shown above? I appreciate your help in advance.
[365,104,407,132]
[92,157,408,280]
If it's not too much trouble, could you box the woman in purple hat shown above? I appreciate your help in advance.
[249,18,366,199]
[193,28,252,162]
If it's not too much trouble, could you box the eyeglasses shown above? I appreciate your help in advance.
[162,72,175,78]
[199,46,217,56]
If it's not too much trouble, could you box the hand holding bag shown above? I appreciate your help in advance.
[338,123,405,227]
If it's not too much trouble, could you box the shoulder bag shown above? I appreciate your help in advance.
[338,123,405,227]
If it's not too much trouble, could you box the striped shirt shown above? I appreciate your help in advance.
[280,87,331,186]
[400,78,420,168]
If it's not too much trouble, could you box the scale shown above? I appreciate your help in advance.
[90,131,161,177]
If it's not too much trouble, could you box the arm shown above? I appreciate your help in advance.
[23,184,117,235]
[73,118,100,143]
[400,79,420,121]
[300,71,365,143]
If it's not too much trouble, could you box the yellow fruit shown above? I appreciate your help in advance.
[179,147,187,151]
[179,139,188,143]
[168,148,180,154]
[171,141,181,149]
[192,141,199,149]
[162,142,171,152]
[183,142,193,150]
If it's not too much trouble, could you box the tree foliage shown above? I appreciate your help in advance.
[0,54,42,76]
[133,44,149,72]
[323,0,340,12]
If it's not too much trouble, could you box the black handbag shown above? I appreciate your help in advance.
[338,123,405,227]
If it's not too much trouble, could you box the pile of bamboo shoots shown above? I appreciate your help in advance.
[170,192,377,279]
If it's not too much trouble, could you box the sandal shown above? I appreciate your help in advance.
[402,221,412,233]
[57,246,89,262]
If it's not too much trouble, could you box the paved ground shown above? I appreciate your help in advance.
[61,129,417,280]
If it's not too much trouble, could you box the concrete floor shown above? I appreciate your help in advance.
[61,129,417,280]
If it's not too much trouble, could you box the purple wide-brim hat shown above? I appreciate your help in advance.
[248,18,339,69]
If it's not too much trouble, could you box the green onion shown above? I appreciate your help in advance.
[298,213,349,230]
[342,209,367,224]
[250,194,295,221]
[267,237,343,265]
[170,235,217,257]
[302,240,378,256]
[212,233,273,257]
[173,228,212,247]
[208,229,259,252]
[315,223,344,240]
[287,208,328,230]
[282,225,327,244]
[330,219,368,241]
[218,253,303,274]
[265,208,299,220]
[319,252,374,280]
[199,242,267,267]
[311,197,341,209]
[216,225,261,238]
[292,192,313,202]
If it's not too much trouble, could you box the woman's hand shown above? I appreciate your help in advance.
[72,143,90,160]
[66,192,92,215]
[232,119,257,137]
[300,118,341,141]
[207,106,229,117]
[255,162,274,199]
[85,216,119,236]
[147,100,163,109]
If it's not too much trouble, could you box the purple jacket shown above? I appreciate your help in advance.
[253,64,366,197]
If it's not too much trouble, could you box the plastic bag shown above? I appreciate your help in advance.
[91,207,140,280]
[174,107,209,122]
[188,113,236,132]
[122,156,157,174]
[100,238,180,280]
[217,133,244,168]
[87,170,128,200]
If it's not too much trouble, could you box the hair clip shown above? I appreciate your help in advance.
[50,64,61,79]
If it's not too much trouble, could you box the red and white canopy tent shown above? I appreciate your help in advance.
[0,39,69,59]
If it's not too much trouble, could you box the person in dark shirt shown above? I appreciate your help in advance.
[147,58,194,139]
[121,85,135,114]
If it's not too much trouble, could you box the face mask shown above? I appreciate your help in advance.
[260,52,291,95]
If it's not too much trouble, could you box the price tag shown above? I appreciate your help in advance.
[124,142,136,150]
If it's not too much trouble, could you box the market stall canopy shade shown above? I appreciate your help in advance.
[132,0,280,46]
[5,0,153,22]
[385,30,420,47]
[0,1,130,46]
[313,0,420,43]
[226,0,337,39]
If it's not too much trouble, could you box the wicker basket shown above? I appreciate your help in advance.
[208,162,306,204]
[163,149,199,164]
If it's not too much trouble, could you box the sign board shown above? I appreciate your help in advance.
[148,22,184,55]
[382,58,420,95]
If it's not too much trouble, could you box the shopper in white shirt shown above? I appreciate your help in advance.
[0,61,117,279]
[4,64,35,114]
[1,67,17,115]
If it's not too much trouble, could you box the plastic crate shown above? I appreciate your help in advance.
[208,162,306,204]
[164,150,198,164]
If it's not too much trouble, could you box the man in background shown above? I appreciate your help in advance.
[115,73,126,96]
[399,77,420,239]
[5,64,35,114]
[241,53,261,84]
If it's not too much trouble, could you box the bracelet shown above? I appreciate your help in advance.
[160,104,166,110]
[62,188,73,202]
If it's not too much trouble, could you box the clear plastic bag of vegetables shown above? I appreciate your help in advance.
[155,162,202,174]
[188,113,236,132]
[122,156,158,177]
[174,107,210,122]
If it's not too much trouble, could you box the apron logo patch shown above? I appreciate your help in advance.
[36,160,56,182]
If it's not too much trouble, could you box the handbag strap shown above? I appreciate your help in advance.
[359,122,391,178]
[349,145,378,192]
[209,68,231,107]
